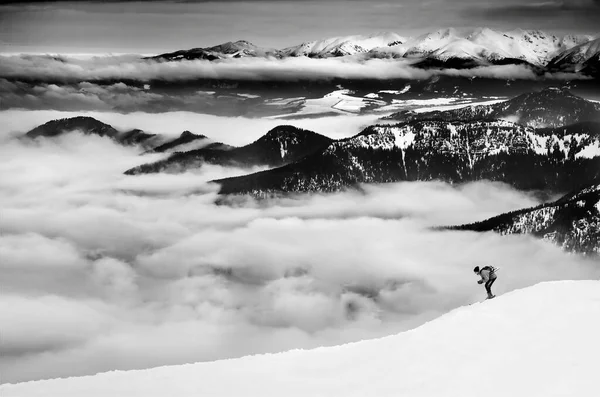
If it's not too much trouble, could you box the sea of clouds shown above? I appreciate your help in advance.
[1,110,599,384]
[0,54,544,83]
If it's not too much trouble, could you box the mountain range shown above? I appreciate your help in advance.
[149,28,600,78]
[211,88,600,196]
[21,88,600,254]
[385,87,600,128]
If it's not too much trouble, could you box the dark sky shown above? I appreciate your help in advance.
[1,0,599,54]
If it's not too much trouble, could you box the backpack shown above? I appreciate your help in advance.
[481,266,497,275]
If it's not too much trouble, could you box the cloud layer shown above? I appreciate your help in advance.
[2,112,599,384]
[0,54,546,84]
[0,109,381,146]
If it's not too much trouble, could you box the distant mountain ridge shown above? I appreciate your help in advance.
[214,119,600,196]
[23,116,208,152]
[547,38,600,77]
[149,40,281,61]
[385,87,600,128]
[209,89,600,196]
[87,88,600,197]
[452,179,600,256]
[24,116,160,147]
[149,28,600,78]
[125,125,333,175]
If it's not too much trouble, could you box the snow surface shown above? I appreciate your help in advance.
[264,97,305,106]
[289,89,369,116]
[282,32,405,57]
[379,85,411,95]
[411,98,506,113]
[237,93,261,99]
[575,141,600,159]
[4,281,600,397]
[385,28,592,66]
[376,97,464,113]
[550,37,600,66]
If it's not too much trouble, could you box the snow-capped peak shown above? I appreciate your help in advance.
[549,37,600,66]
[282,32,406,57]
[396,27,593,66]
[151,28,597,76]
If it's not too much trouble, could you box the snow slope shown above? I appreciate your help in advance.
[400,28,592,66]
[281,32,405,57]
[4,281,600,397]
[548,37,600,72]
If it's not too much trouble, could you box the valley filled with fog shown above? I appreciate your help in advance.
[2,106,599,383]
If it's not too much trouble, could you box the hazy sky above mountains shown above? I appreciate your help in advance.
[1,0,599,54]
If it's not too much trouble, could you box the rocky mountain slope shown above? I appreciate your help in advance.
[547,37,600,77]
[125,125,333,175]
[385,87,600,128]
[214,118,600,196]
[452,180,600,255]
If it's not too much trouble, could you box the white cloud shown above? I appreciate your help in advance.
[0,54,549,84]
[0,109,381,145]
[1,113,598,384]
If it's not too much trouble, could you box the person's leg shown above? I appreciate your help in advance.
[485,277,496,298]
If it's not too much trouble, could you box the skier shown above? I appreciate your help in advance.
[474,265,497,299]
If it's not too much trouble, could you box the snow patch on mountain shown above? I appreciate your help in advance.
[291,89,370,116]
[576,140,600,159]
[379,85,411,95]
[401,28,593,66]
[364,93,380,99]
[237,93,261,99]
[413,99,508,114]
[377,97,464,113]
[548,37,600,70]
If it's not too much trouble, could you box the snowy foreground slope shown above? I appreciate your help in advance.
[4,281,600,397]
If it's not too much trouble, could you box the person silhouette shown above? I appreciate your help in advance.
[474,266,497,299]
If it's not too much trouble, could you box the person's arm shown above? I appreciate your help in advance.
[480,270,489,282]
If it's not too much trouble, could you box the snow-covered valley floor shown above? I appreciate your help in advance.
[3,280,599,397]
